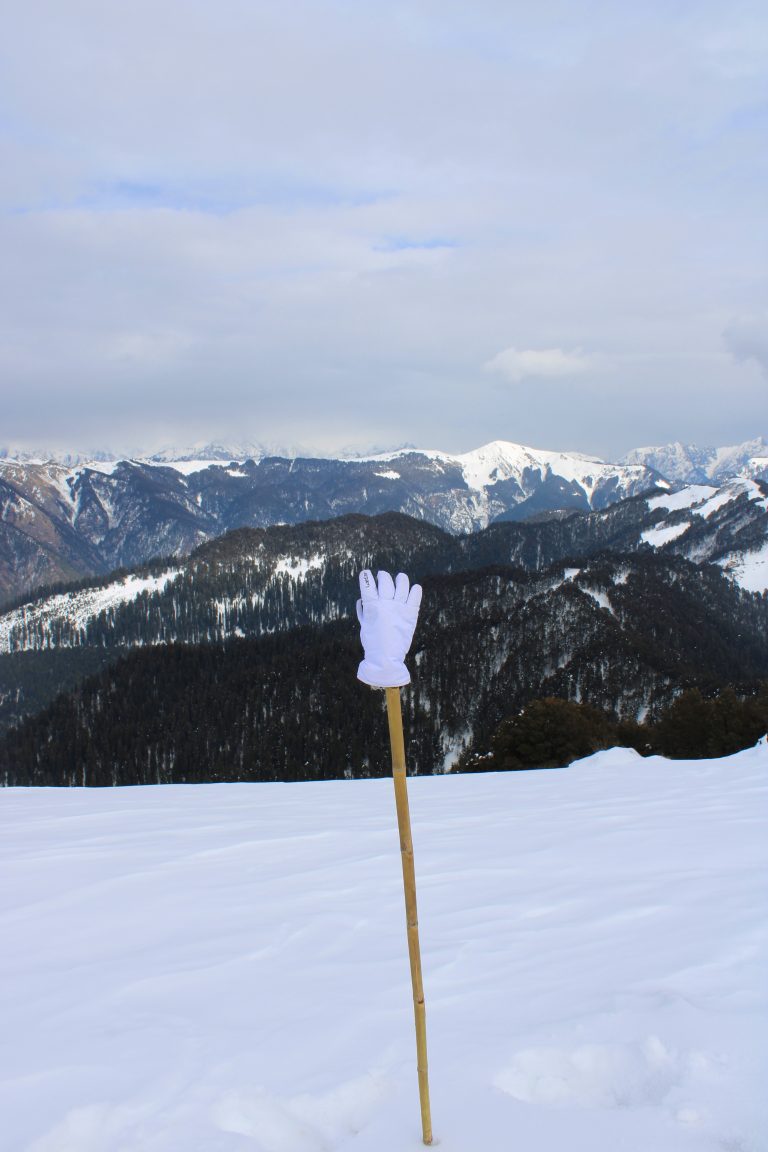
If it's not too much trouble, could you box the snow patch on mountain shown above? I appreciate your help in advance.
[692,477,768,519]
[718,540,768,593]
[641,478,768,591]
[274,555,325,579]
[0,570,181,653]
[152,459,236,475]
[745,455,768,480]
[77,459,124,476]
[647,486,716,513]
[641,522,690,547]
[581,587,615,614]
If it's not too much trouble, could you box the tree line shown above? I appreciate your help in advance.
[462,688,768,772]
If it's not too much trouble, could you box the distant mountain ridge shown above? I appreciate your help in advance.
[0,439,663,603]
[621,437,768,485]
[3,473,766,655]
[1,434,765,605]
[4,434,765,479]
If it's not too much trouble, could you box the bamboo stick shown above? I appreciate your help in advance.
[385,685,433,1146]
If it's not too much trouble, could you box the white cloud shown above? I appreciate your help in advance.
[1,1,766,455]
[484,346,594,383]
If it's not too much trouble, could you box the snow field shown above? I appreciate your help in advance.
[647,486,717,514]
[1,746,766,1152]
[718,540,768,593]
[640,522,690,547]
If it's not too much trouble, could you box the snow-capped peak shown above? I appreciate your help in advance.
[143,441,267,465]
[356,439,649,496]
[622,437,768,485]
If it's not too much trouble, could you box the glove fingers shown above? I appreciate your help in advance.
[407,583,423,611]
[377,570,396,600]
[394,572,410,602]
[356,598,364,624]
[359,570,378,601]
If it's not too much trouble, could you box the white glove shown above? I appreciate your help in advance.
[356,569,422,688]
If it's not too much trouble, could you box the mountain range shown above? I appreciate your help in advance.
[3,498,767,785]
[2,472,767,655]
[621,437,768,485]
[1,434,764,606]
[1,468,766,770]
[0,439,662,603]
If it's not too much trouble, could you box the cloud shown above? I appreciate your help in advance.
[0,1,766,456]
[484,346,595,383]
[724,316,768,378]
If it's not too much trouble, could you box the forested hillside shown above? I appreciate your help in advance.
[4,552,767,786]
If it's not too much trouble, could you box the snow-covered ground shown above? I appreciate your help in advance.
[718,540,768,594]
[1,746,766,1152]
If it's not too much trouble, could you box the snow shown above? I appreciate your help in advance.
[0,570,181,653]
[691,478,767,520]
[711,438,768,480]
[745,477,768,511]
[623,439,768,485]
[373,470,401,481]
[145,441,267,464]
[458,444,625,499]
[581,587,614,614]
[351,440,650,501]
[78,460,124,476]
[640,522,690,547]
[274,555,325,578]
[2,745,765,1152]
[718,539,768,592]
[149,459,234,476]
[693,487,743,519]
[744,455,768,478]
[647,486,715,513]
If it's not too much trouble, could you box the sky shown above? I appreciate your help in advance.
[1,0,767,460]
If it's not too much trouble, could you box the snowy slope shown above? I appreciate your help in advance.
[719,539,768,593]
[645,477,768,589]
[1,745,766,1152]
[0,569,181,652]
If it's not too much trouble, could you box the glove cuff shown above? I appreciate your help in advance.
[357,658,411,689]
